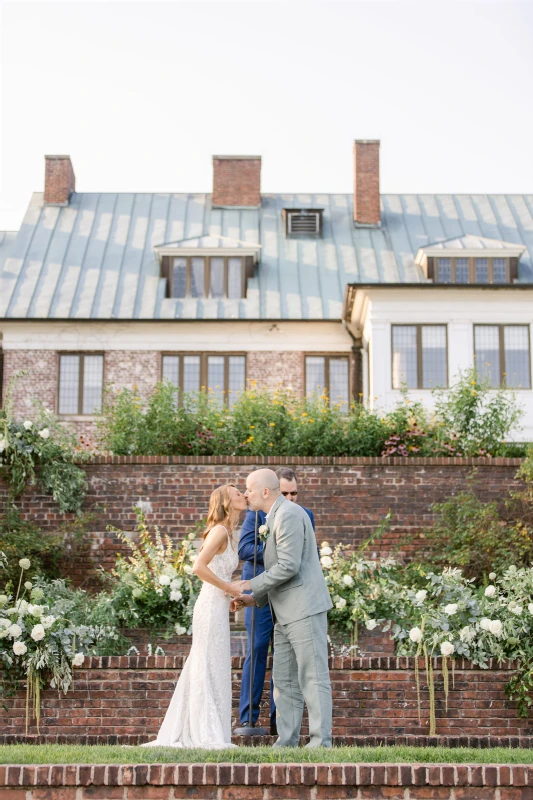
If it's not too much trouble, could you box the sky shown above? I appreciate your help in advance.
[1,0,532,231]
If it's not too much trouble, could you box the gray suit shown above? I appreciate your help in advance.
[249,495,333,747]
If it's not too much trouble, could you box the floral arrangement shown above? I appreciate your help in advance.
[106,510,201,636]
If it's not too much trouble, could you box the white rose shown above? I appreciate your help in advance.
[489,572,496,581]
[28,605,43,618]
[170,590,183,602]
[170,578,183,590]
[511,606,523,616]
[158,575,171,586]
[24,582,33,591]
[72,653,84,667]
[528,603,533,615]
[320,546,333,556]
[335,597,347,609]
[0,595,7,606]
[0,629,9,639]
[489,619,502,636]
[509,601,518,611]
[39,428,50,439]
[415,590,427,602]
[188,532,196,540]
[366,619,378,631]
[320,556,333,569]
[444,604,458,616]
[480,618,492,631]
[41,616,55,629]
[321,541,330,548]
[184,565,193,575]
[485,586,496,598]
[19,559,31,570]
[175,624,187,636]
[15,599,28,615]
[440,641,455,656]
[23,420,33,430]
[409,626,423,643]
[30,624,45,641]
[342,575,354,587]
[258,525,268,535]
[0,618,10,628]
[13,641,27,656]
[8,624,22,638]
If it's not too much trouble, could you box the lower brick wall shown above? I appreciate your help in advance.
[3,656,533,739]
[1,762,532,799]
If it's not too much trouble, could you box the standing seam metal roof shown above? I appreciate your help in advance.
[1,192,532,320]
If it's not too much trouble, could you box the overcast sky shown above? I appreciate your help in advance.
[1,1,532,230]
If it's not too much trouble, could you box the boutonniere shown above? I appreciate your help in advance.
[258,524,270,544]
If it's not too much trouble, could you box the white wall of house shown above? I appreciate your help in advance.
[354,288,533,441]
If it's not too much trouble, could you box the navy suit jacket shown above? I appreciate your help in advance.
[239,506,316,581]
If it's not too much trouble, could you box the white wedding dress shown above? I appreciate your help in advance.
[142,528,239,748]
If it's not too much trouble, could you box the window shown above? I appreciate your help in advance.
[162,354,246,407]
[474,325,531,389]
[58,354,104,415]
[435,257,510,284]
[284,209,323,237]
[170,256,245,299]
[305,355,350,411]
[392,325,448,389]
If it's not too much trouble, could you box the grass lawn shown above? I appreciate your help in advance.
[2,745,533,764]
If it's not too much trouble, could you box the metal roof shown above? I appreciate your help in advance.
[1,192,532,321]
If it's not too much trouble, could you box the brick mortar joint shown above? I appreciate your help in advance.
[72,456,525,466]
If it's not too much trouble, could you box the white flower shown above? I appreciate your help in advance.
[183,565,193,575]
[528,603,533,615]
[415,590,427,602]
[8,624,22,638]
[19,558,31,570]
[72,653,84,667]
[24,582,33,591]
[41,616,55,629]
[508,565,517,574]
[30,624,45,641]
[170,578,183,590]
[444,604,458,616]
[511,605,523,616]
[489,619,503,636]
[342,575,354,587]
[409,626,423,643]
[170,590,183,602]
[14,599,28,615]
[23,420,33,430]
[162,565,177,579]
[13,641,27,656]
[489,572,496,580]
[188,532,196,540]
[366,619,378,631]
[175,624,187,636]
[132,587,143,599]
[320,546,333,556]
[320,556,333,569]
[480,618,492,631]
[28,604,43,618]
[335,597,347,609]
[0,595,7,606]
[485,586,496,598]
[39,428,50,439]
[440,641,455,656]
[321,541,330,548]
[158,575,171,586]
[0,439,6,453]
[0,629,8,639]
[0,618,10,628]
[258,525,268,535]
[460,625,475,643]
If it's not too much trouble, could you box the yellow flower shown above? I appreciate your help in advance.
[302,412,308,417]
[309,419,315,423]
[250,425,255,429]
[269,422,276,427]
[247,436,254,442]
[269,443,273,447]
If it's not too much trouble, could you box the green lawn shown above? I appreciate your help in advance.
[2,745,533,764]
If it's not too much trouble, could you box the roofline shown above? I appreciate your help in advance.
[0,317,343,324]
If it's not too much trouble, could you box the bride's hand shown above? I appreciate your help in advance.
[226,580,247,597]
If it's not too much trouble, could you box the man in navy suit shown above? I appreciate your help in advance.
[238,467,315,734]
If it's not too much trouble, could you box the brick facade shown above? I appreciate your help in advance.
[246,351,305,395]
[2,349,58,416]
[212,156,261,207]
[105,351,161,400]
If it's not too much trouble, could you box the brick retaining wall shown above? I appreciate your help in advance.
[1,761,532,799]
[4,656,532,740]
[0,457,523,586]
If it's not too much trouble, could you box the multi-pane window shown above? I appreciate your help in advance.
[392,325,448,389]
[162,354,246,407]
[305,355,350,411]
[474,325,531,389]
[58,354,104,415]
[435,257,510,284]
[171,256,245,299]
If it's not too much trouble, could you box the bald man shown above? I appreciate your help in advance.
[230,469,332,748]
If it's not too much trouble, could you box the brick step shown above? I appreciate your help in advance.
[4,655,533,739]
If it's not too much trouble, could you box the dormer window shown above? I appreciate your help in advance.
[415,235,525,285]
[435,257,511,285]
[284,209,323,237]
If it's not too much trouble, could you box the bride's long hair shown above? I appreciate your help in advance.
[201,483,239,549]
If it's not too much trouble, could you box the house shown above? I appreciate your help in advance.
[1,142,532,440]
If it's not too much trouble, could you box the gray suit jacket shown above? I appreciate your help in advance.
[249,495,332,626]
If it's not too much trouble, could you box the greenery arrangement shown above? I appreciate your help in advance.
[96,369,525,458]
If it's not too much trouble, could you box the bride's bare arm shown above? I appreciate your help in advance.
[192,525,241,596]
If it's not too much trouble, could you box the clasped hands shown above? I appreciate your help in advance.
[226,580,255,612]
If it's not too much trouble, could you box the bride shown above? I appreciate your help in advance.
[142,483,247,748]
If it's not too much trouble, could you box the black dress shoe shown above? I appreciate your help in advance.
[270,721,277,736]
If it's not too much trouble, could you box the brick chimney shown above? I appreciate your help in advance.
[44,155,75,205]
[353,140,380,226]
[212,156,261,207]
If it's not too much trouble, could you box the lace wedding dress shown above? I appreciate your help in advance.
[142,529,239,748]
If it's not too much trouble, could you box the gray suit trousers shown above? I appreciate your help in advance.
[272,610,332,748]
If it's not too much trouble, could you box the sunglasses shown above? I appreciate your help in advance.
[281,491,298,497]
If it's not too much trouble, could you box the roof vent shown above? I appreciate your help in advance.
[284,209,322,237]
